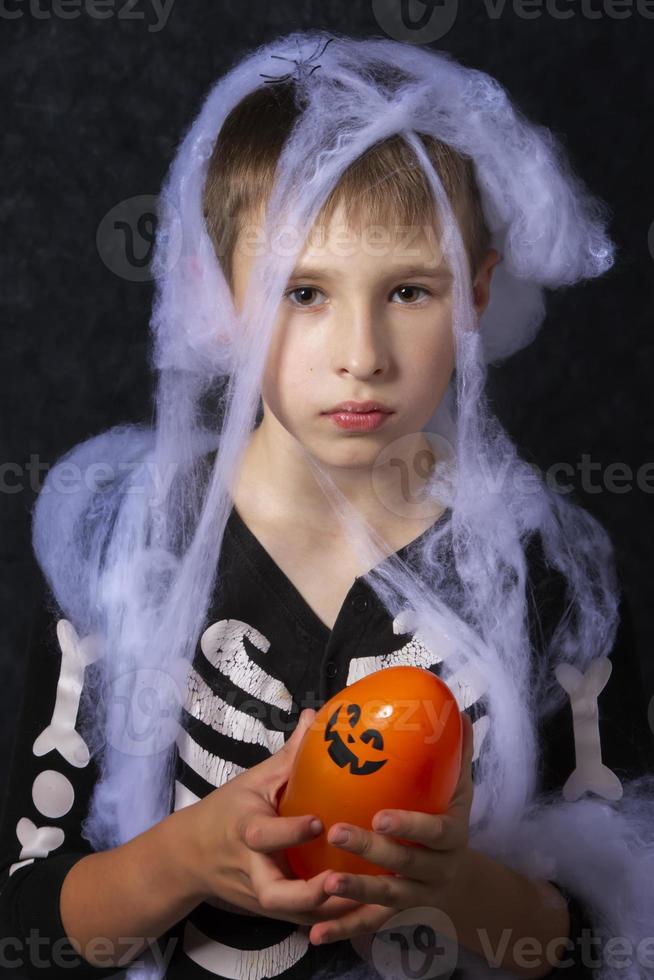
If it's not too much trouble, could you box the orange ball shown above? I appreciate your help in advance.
[277,665,462,879]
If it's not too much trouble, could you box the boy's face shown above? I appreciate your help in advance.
[230,201,498,471]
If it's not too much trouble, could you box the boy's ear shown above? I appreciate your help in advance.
[472,248,501,318]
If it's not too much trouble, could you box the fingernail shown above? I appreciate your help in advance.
[310,818,323,835]
[330,828,349,844]
[375,817,391,832]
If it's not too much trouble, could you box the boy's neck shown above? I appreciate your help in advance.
[231,415,446,543]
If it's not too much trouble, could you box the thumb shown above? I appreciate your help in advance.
[281,708,315,755]
[268,709,317,808]
[293,708,316,741]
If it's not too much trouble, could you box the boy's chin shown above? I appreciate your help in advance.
[307,437,394,470]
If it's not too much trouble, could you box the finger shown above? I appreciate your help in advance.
[311,888,365,918]
[280,709,315,757]
[327,822,442,882]
[260,709,316,800]
[264,850,365,918]
[372,808,465,853]
[272,844,295,880]
[243,810,323,853]
[367,715,474,854]
[323,867,438,911]
[251,854,363,918]
[310,903,394,946]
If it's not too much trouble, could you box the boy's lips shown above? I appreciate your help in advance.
[323,400,393,414]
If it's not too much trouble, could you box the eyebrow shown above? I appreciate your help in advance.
[287,263,454,281]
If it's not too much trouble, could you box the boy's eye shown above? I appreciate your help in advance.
[285,286,324,308]
[284,284,433,308]
[392,285,431,305]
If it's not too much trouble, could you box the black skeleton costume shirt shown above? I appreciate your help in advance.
[2,474,653,980]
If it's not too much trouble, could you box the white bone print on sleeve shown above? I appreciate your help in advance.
[8,619,102,878]
[554,654,623,802]
[32,618,102,768]
[9,819,65,878]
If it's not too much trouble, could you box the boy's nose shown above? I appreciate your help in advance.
[335,313,390,378]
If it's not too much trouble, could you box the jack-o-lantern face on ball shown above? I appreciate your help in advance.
[277,665,462,880]
[325,702,388,776]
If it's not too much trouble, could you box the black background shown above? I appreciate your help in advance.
[2,0,653,790]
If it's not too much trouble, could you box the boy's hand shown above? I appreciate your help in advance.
[308,710,475,946]
[177,708,363,927]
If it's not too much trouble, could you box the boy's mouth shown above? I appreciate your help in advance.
[323,400,393,414]
[322,408,394,432]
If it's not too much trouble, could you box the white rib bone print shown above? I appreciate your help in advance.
[186,670,286,754]
[176,617,310,977]
[183,918,311,978]
[200,619,292,712]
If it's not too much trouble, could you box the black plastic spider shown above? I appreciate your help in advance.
[259,36,334,85]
